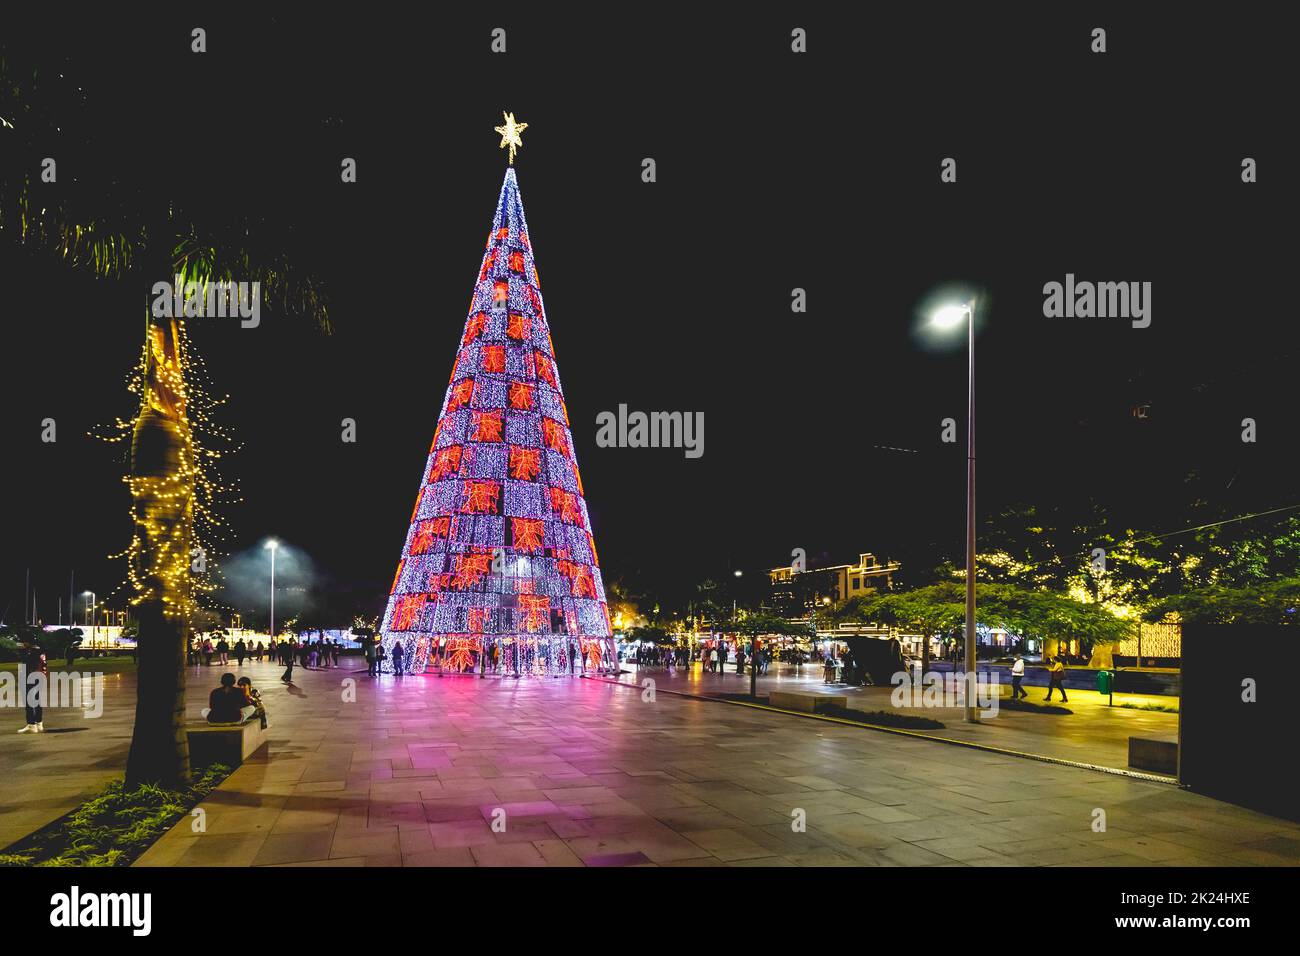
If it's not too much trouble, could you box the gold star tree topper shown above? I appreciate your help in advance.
[494,111,528,165]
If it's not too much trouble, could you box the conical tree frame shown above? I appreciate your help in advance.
[379,168,614,677]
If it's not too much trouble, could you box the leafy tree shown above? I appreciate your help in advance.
[0,623,85,663]
[978,499,1300,619]
[838,585,963,673]
[692,579,727,629]
[626,625,671,646]
[979,583,1131,655]
[1144,576,1300,625]
[976,501,1164,615]
[40,627,84,664]
[0,623,44,662]
[833,581,1130,668]
[725,612,814,696]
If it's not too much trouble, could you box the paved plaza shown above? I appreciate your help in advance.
[110,661,1300,867]
[0,666,136,850]
[610,661,1180,772]
[4,659,1296,866]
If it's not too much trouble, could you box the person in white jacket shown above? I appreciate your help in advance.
[1010,654,1029,700]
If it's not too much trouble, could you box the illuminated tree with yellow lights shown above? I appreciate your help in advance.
[1,58,331,787]
[121,315,201,787]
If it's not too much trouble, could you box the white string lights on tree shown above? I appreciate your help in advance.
[378,116,615,677]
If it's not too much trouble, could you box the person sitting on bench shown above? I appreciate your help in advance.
[208,672,257,724]
[236,676,268,729]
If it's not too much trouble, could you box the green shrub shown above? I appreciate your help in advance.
[819,704,946,730]
[1117,701,1179,714]
[0,764,229,867]
[999,698,1073,715]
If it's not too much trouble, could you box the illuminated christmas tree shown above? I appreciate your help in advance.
[379,113,614,677]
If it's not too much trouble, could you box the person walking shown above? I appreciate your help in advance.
[234,638,247,667]
[281,639,296,684]
[1010,654,1029,699]
[16,640,48,733]
[365,638,378,677]
[392,640,405,676]
[1044,656,1068,702]
[216,637,230,665]
[202,638,214,666]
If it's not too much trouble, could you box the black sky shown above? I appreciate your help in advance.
[2,8,1295,626]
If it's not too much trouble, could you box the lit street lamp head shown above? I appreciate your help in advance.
[931,302,972,331]
[264,538,279,551]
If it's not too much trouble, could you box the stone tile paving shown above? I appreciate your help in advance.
[0,668,138,849]
[612,661,1180,772]
[128,661,1300,867]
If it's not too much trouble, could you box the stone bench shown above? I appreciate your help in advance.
[768,691,848,713]
[187,720,268,769]
[1128,734,1178,775]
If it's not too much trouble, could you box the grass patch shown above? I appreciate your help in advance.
[0,764,229,867]
[998,698,1073,715]
[1117,701,1179,714]
[0,655,138,676]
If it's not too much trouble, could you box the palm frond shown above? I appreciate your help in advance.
[0,55,331,333]
[172,231,331,334]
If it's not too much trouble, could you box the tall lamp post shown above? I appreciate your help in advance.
[83,591,96,649]
[265,539,279,643]
[931,300,979,723]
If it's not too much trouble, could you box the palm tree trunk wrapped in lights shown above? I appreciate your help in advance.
[123,315,196,788]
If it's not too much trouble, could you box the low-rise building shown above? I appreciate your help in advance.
[768,552,900,617]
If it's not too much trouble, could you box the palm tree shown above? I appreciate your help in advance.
[1,55,331,788]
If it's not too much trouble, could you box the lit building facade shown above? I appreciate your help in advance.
[768,552,900,617]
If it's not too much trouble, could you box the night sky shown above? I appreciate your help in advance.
[3,10,1295,627]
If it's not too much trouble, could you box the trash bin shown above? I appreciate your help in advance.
[1097,670,1112,695]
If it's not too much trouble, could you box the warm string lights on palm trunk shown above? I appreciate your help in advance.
[96,313,240,618]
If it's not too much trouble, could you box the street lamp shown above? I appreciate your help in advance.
[83,591,96,648]
[930,299,979,723]
[264,539,279,641]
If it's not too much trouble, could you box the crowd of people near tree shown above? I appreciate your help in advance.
[358,635,598,677]
[188,636,346,671]
[627,640,774,677]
